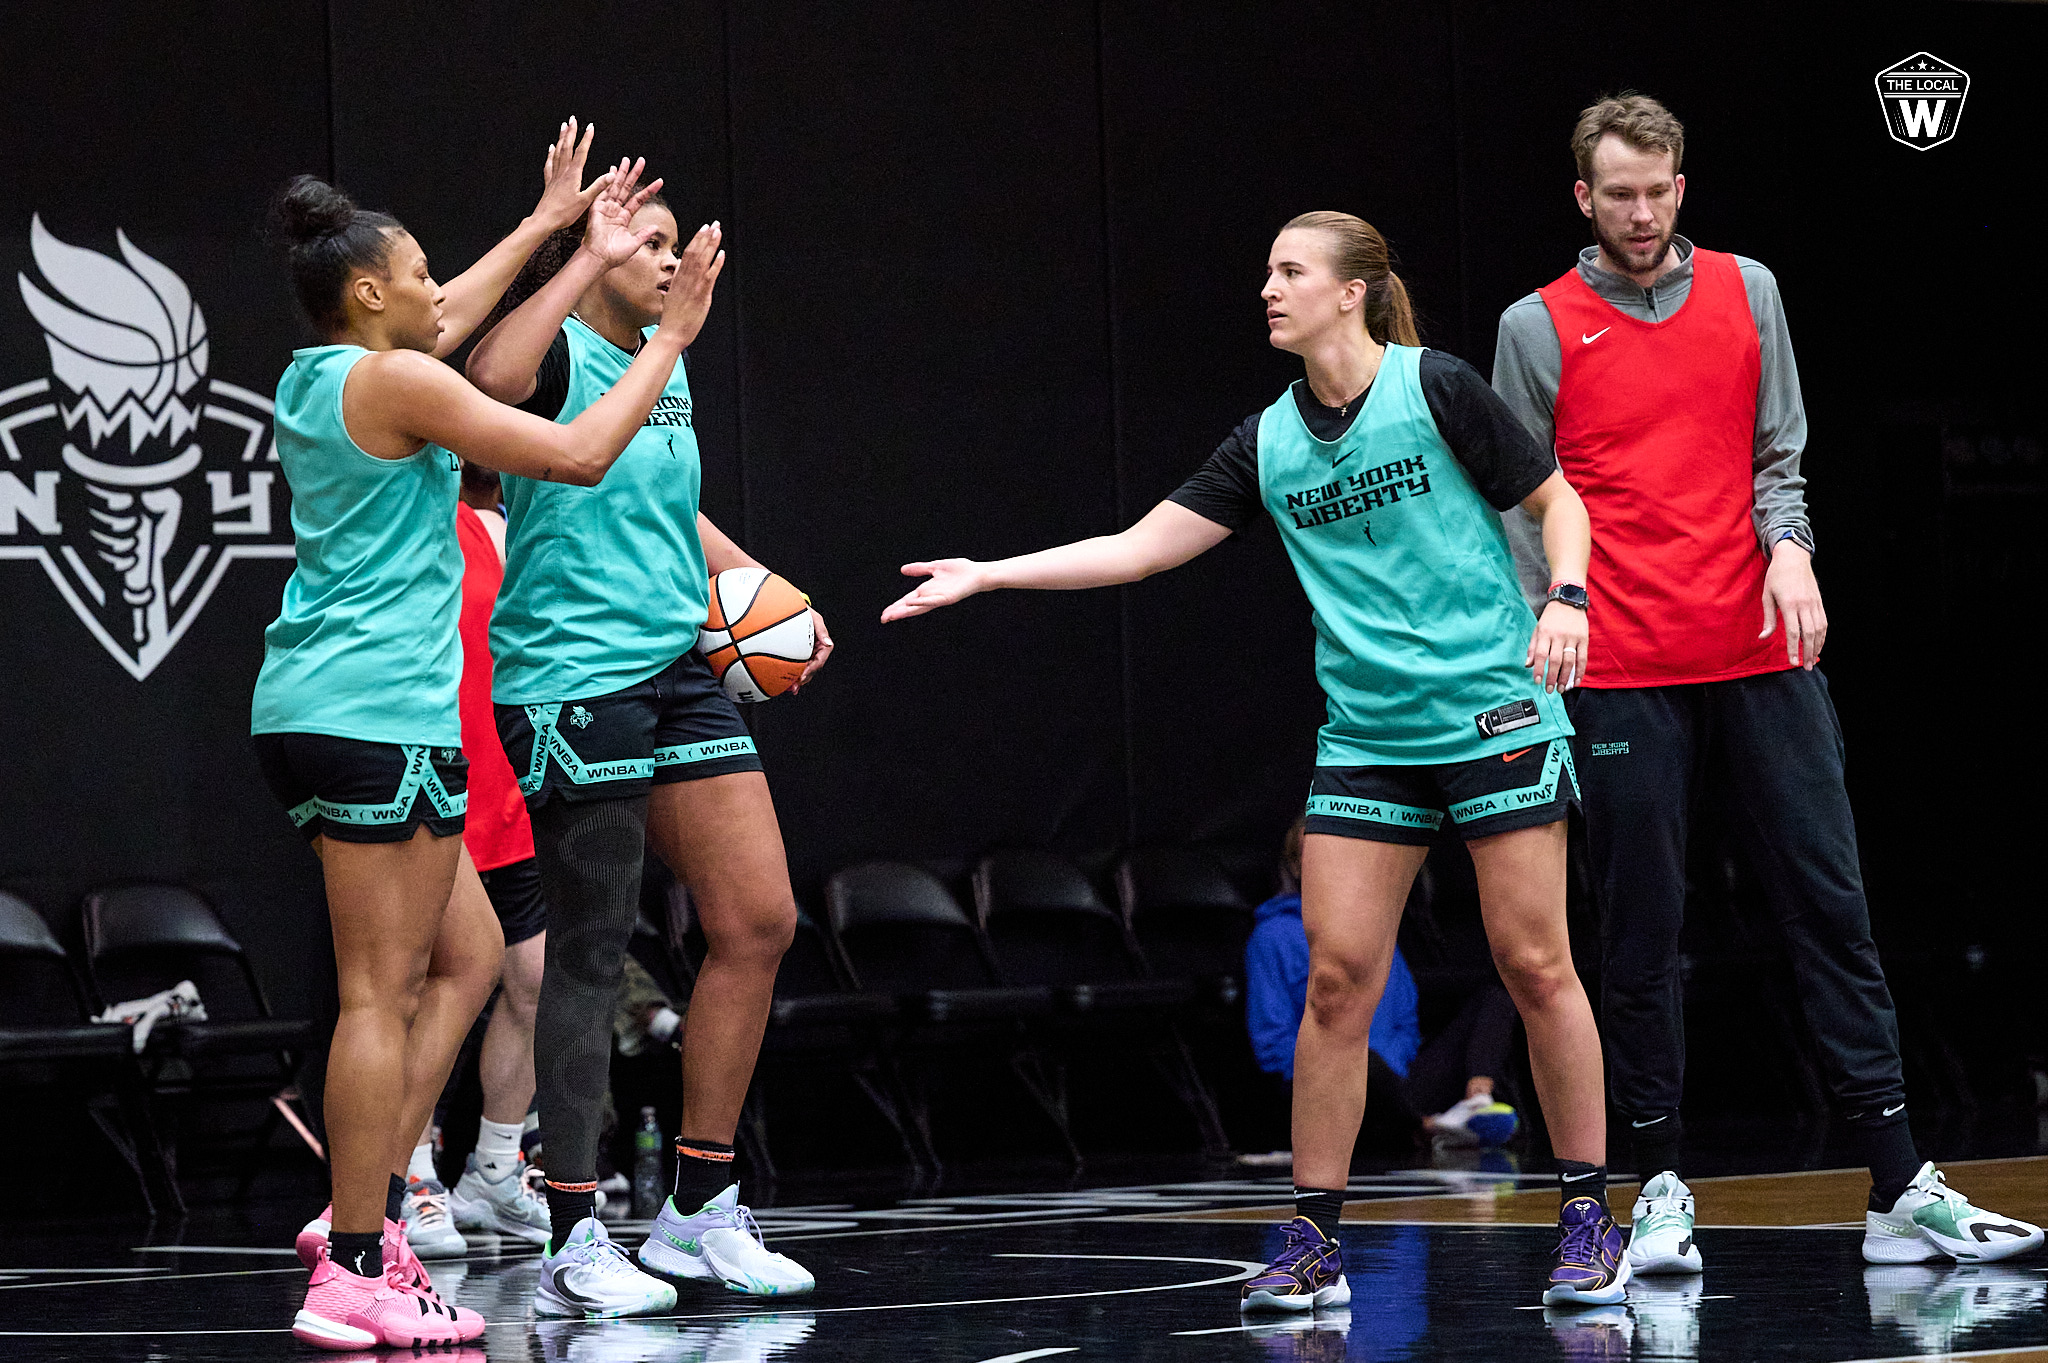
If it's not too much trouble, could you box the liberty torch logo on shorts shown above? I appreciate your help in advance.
[1874,52,1969,151]
[1,216,294,679]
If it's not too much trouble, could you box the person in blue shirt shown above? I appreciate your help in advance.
[1244,818,1518,1154]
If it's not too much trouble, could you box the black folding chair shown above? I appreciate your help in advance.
[0,889,181,1215]
[1116,847,1255,1000]
[80,883,318,1193]
[977,850,1228,1158]
[824,861,1071,1169]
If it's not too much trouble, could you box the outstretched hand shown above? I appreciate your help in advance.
[532,117,610,233]
[656,222,726,348]
[580,157,666,268]
[881,560,985,622]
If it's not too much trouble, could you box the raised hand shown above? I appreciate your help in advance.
[580,157,666,268]
[881,559,985,622]
[656,222,726,348]
[531,117,610,234]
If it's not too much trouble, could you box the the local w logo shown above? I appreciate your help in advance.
[1,216,294,679]
[1875,52,1970,151]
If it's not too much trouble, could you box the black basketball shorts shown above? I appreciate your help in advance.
[478,855,547,947]
[254,733,469,845]
[1303,739,1579,846]
[495,649,764,807]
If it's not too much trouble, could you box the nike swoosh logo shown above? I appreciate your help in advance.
[1561,1172,1597,1183]
[1882,1104,1905,1117]
[1501,747,1533,763]
[1332,450,1355,468]
[1581,327,1611,344]
[1631,1116,1669,1128]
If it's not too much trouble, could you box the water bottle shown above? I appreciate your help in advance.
[632,1107,664,1219]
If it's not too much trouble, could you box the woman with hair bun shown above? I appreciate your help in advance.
[252,120,727,1349]
[884,213,1620,1311]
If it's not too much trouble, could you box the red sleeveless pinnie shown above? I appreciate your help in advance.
[1540,250,1787,687]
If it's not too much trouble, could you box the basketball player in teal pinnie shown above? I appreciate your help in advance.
[251,119,722,1351]
[884,212,1623,1310]
[465,160,825,1312]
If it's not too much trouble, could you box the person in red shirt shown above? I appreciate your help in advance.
[1491,93,2040,1277]
[416,463,554,1250]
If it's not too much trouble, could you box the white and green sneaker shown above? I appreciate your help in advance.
[1626,1171,1704,1274]
[535,1217,679,1318]
[637,1184,815,1296]
[449,1153,550,1245]
[1863,1162,2044,1264]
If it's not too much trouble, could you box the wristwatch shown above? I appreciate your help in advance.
[1545,581,1589,610]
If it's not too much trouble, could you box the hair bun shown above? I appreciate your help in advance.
[268,175,358,248]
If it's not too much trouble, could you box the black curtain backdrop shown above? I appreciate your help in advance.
[3,1,2040,1091]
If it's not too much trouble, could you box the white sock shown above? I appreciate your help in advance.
[475,1117,524,1180]
[407,1140,437,1185]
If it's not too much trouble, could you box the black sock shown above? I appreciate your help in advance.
[330,1231,383,1279]
[1851,1105,1920,1212]
[546,1179,598,1252]
[385,1172,405,1224]
[1629,1112,1683,1183]
[1293,1186,1345,1243]
[673,1137,736,1212]
[1558,1160,1608,1208]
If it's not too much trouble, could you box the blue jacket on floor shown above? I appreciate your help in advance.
[1244,892,1420,1081]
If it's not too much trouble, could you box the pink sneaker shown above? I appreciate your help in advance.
[295,1204,333,1269]
[291,1255,382,1350]
[352,1271,474,1347]
[384,1220,485,1342]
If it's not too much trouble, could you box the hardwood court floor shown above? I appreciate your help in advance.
[1,1162,2042,1362]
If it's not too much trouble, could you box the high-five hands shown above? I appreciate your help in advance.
[580,158,666,267]
[656,223,726,348]
[1526,600,1588,692]
[532,117,611,234]
[881,560,985,622]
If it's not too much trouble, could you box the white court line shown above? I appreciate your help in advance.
[1835,1342,2048,1350]
[0,1253,1265,1339]
[0,1266,305,1292]
[975,1351,1078,1362]
[131,1245,304,1256]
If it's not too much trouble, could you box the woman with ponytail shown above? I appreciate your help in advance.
[252,121,728,1349]
[884,214,1622,1311]
[459,160,824,1315]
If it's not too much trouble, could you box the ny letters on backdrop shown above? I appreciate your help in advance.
[1,216,292,681]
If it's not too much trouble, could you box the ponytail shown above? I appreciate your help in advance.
[1281,210,1420,345]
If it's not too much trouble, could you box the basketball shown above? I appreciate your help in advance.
[697,567,815,702]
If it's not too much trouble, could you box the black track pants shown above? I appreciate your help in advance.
[1569,668,1905,1126]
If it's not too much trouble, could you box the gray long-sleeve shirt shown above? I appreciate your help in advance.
[1491,235,1813,609]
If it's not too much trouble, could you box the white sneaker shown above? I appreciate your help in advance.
[401,1178,470,1259]
[450,1154,551,1245]
[637,1183,815,1296]
[1626,1171,1704,1274]
[535,1217,679,1318]
[1863,1162,2044,1264]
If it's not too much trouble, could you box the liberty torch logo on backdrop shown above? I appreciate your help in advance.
[0,216,293,679]
[1875,52,1969,150]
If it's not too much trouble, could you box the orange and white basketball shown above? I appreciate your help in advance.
[696,568,814,703]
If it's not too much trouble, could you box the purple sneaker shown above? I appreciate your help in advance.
[1543,1196,1631,1306]
[1241,1217,1351,1313]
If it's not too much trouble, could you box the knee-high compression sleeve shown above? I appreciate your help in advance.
[531,794,648,1243]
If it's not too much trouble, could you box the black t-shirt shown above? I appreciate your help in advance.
[516,327,685,422]
[1168,349,1555,532]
